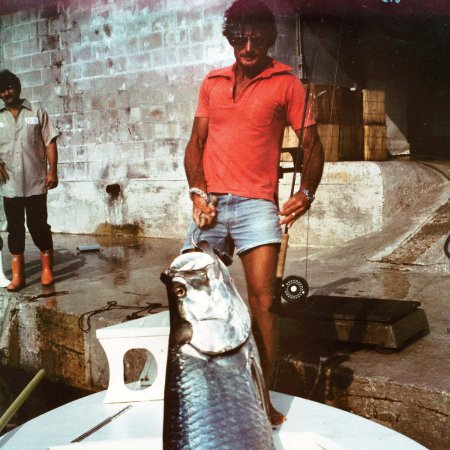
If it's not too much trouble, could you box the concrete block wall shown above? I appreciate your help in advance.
[0,0,235,236]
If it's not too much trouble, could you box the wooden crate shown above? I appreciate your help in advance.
[311,85,366,126]
[339,88,363,125]
[282,87,386,163]
[339,126,364,161]
[363,90,385,125]
[311,84,340,124]
[364,125,387,160]
[318,124,340,162]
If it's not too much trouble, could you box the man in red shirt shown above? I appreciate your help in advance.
[183,0,324,424]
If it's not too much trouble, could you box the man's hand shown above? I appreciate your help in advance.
[45,172,58,190]
[193,195,216,228]
[0,163,9,183]
[279,191,311,228]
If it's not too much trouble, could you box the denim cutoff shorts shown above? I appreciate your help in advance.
[181,194,282,263]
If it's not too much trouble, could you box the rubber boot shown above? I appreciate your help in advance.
[0,250,11,288]
[40,249,55,286]
[7,254,25,292]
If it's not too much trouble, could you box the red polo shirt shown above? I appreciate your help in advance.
[195,59,315,202]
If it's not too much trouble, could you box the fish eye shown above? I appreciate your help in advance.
[173,284,186,298]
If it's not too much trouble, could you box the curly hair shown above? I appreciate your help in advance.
[223,0,277,48]
[0,70,21,93]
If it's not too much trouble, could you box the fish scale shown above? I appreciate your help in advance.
[163,346,275,450]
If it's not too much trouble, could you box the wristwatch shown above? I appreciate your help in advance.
[300,188,315,204]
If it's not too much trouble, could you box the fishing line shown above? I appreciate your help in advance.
[191,224,203,249]
[328,10,344,125]
[304,210,310,280]
[191,224,233,266]
[272,353,328,400]
[304,9,344,282]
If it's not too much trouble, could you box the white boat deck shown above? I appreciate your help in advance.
[0,389,426,450]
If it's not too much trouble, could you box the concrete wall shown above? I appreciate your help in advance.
[281,160,449,247]
[0,0,232,235]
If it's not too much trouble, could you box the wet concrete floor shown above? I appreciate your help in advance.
[0,233,180,320]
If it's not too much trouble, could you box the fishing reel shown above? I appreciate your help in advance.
[281,275,309,303]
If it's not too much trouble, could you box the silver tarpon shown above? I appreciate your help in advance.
[161,241,276,450]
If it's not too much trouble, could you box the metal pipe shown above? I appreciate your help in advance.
[77,244,101,253]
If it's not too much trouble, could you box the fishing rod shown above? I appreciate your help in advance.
[272,7,345,313]
[271,18,320,313]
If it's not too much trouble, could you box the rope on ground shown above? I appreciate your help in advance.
[27,291,69,302]
[78,301,166,333]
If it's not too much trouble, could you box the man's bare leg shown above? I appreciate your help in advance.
[240,244,285,426]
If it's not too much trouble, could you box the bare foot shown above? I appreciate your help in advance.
[269,402,286,426]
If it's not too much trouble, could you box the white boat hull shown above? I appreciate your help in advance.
[0,389,426,450]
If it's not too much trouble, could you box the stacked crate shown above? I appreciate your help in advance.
[362,90,387,161]
[282,85,387,162]
[313,84,342,162]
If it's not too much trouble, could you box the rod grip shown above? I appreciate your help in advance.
[276,233,289,279]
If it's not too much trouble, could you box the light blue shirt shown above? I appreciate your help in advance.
[0,99,59,197]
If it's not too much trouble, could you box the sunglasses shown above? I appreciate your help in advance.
[229,35,267,49]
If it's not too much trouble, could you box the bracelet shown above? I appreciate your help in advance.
[189,188,218,206]
[189,187,210,202]
[300,188,315,204]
